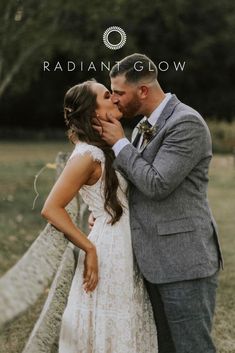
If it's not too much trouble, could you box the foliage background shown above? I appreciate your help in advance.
[0,0,235,132]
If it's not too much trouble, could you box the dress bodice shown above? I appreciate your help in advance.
[67,142,128,219]
[60,142,158,353]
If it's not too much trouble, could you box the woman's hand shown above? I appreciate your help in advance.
[83,247,99,293]
[88,212,96,230]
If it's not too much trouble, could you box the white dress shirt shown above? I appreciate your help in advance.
[112,93,172,156]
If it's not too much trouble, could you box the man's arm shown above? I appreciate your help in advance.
[113,117,212,200]
[112,137,130,156]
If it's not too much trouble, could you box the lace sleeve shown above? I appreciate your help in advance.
[68,142,105,164]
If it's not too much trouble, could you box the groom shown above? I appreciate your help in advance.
[93,53,223,353]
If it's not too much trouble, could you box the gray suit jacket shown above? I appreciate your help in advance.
[114,95,223,284]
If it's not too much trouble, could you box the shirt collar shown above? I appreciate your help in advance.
[147,93,172,126]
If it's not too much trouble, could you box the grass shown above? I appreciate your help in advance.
[0,141,73,276]
[0,141,235,352]
[207,120,235,154]
[208,155,235,352]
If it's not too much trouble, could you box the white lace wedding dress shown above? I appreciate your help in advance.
[58,142,158,353]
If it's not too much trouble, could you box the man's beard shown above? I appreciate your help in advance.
[119,95,142,119]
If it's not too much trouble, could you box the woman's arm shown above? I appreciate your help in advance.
[41,153,101,292]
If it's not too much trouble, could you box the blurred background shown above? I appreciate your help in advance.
[0,0,234,352]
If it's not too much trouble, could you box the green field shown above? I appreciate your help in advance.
[0,141,73,276]
[0,141,235,352]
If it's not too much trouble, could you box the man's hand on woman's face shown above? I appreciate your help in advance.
[92,114,125,146]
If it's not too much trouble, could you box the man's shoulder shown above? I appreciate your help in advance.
[175,100,202,118]
[170,100,208,129]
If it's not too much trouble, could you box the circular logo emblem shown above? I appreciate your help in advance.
[103,26,127,50]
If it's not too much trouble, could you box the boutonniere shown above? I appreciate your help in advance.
[138,120,158,140]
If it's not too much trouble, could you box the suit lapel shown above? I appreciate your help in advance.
[131,117,146,143]
[140,94,180,153]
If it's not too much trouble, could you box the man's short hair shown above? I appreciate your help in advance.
[110,53,158,83]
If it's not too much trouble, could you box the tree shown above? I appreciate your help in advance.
[1,0,234,124]
[0,0,78,98]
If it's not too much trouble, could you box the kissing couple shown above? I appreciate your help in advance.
[42,53,223,353]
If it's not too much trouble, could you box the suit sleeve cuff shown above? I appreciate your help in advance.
[112,138,130,157]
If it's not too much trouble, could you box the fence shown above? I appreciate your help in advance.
[0,152,89,353]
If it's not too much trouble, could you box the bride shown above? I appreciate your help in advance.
[41,80,158,353]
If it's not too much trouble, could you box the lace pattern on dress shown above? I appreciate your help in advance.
[59,142,158,353]
[68,142,105,165]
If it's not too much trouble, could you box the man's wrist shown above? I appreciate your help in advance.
[112,137,130,157]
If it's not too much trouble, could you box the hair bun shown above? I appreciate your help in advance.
[64,107,74,127]
[64,107,73,113]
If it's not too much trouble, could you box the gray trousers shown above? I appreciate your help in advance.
[144,272,218,353]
